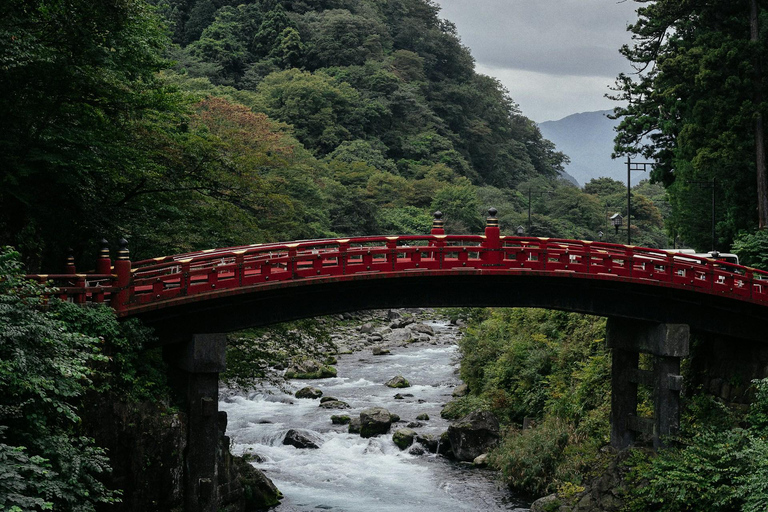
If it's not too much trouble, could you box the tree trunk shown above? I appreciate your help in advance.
[752,0,768,228]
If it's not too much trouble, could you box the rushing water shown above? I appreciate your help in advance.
[220,320,530,512]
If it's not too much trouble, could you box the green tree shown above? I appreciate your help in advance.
[612,0,767,250]
[254,69,366,154]
[0,0,181,268]
[0,248,118,510]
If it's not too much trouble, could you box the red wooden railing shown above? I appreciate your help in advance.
[26,215,768,317]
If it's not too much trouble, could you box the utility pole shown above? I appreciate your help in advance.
[626,157,654,245]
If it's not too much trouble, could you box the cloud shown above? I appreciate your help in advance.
[434,0,638,121]
[436,0,637,76]
[476,64,618,123]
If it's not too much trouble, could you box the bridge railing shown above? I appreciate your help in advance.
[25,209,768,314]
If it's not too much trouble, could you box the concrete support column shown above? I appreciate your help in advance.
[168,333,227,512]
[607,319,689,449]
[610,348,639,449]
[653,355,682,449]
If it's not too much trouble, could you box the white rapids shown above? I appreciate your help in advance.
[220,320,530,512]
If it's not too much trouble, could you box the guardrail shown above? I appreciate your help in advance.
[27,231,768,317]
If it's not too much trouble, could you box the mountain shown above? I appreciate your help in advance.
[540,110,641,188]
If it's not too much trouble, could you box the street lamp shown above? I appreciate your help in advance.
[611,213,623,234]
[598,230,604,242]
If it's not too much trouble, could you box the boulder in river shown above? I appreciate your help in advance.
[372,346,390,355]
[348,417,362,434]
[359,407,392,438]
[416,413,429,421]
[331,415,351,425]
[447,410,500,462]
[295,387,323,399]
[392,428,417,450]
[385,375,411,388]
[319,400,350,409]
[285,359,337,379]
[409,323,434,336]
[283,429,323,449]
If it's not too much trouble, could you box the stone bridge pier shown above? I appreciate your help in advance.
[165,334,227,512]
[607,319,690,449]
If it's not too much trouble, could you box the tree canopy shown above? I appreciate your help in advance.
[612,0,768,251]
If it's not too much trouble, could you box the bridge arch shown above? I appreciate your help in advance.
[30,212,768,512]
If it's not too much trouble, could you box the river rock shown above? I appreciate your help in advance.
[372,346,390,355]
[410,323,434,336]
[319,396,337,403]
[409,445,426,456]
[386,327,416,343]
[283,429,323,449]
[530,494,561,512]
[295,387,323,399]
[392,428,417,450]
[473,453,489,467]
[319,400,350,409]
[367,334,383,342]
[452,383,468,397]
[416,413,429,421]
[447,410,500,462]
[348,417,361,434]
[407,421,423,428]
[391,318,414,329]
[331,415,351,425]
[386,375,411,388]
[359,407,392,438]
[285,360,337,379]
[359,322,375,334]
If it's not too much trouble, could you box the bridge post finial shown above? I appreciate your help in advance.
[113,238,132,312]
[483,208,501,263]
[431,211,445,235]
[96,239,111,275]
[65,248,76,275]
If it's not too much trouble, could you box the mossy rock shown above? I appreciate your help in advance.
[285,362,337,379]
[331,415,351,425]
[392,428,417,450]
[234,456,283,509]
[385,375,410,388]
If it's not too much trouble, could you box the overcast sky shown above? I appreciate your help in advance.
[433,0,640,123]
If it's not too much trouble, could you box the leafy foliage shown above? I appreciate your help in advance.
[621,378,768,512]
[456,308,610,495]
[612,0,767,251]
[0,247,119,510]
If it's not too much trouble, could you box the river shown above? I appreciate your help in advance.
[220,316,530,512]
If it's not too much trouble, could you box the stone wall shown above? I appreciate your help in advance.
[83,394,280,511]
[689,333,768,405]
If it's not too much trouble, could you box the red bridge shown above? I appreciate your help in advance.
[29,209,768,511]
[32,210,768,343]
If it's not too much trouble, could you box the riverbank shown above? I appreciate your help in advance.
[221,308,530,511]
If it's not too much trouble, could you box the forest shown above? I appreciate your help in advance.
[3,0,768,510]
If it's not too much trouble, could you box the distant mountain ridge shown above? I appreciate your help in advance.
[540,110,639,188]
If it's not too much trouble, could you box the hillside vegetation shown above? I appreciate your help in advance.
[1,0,674,272]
